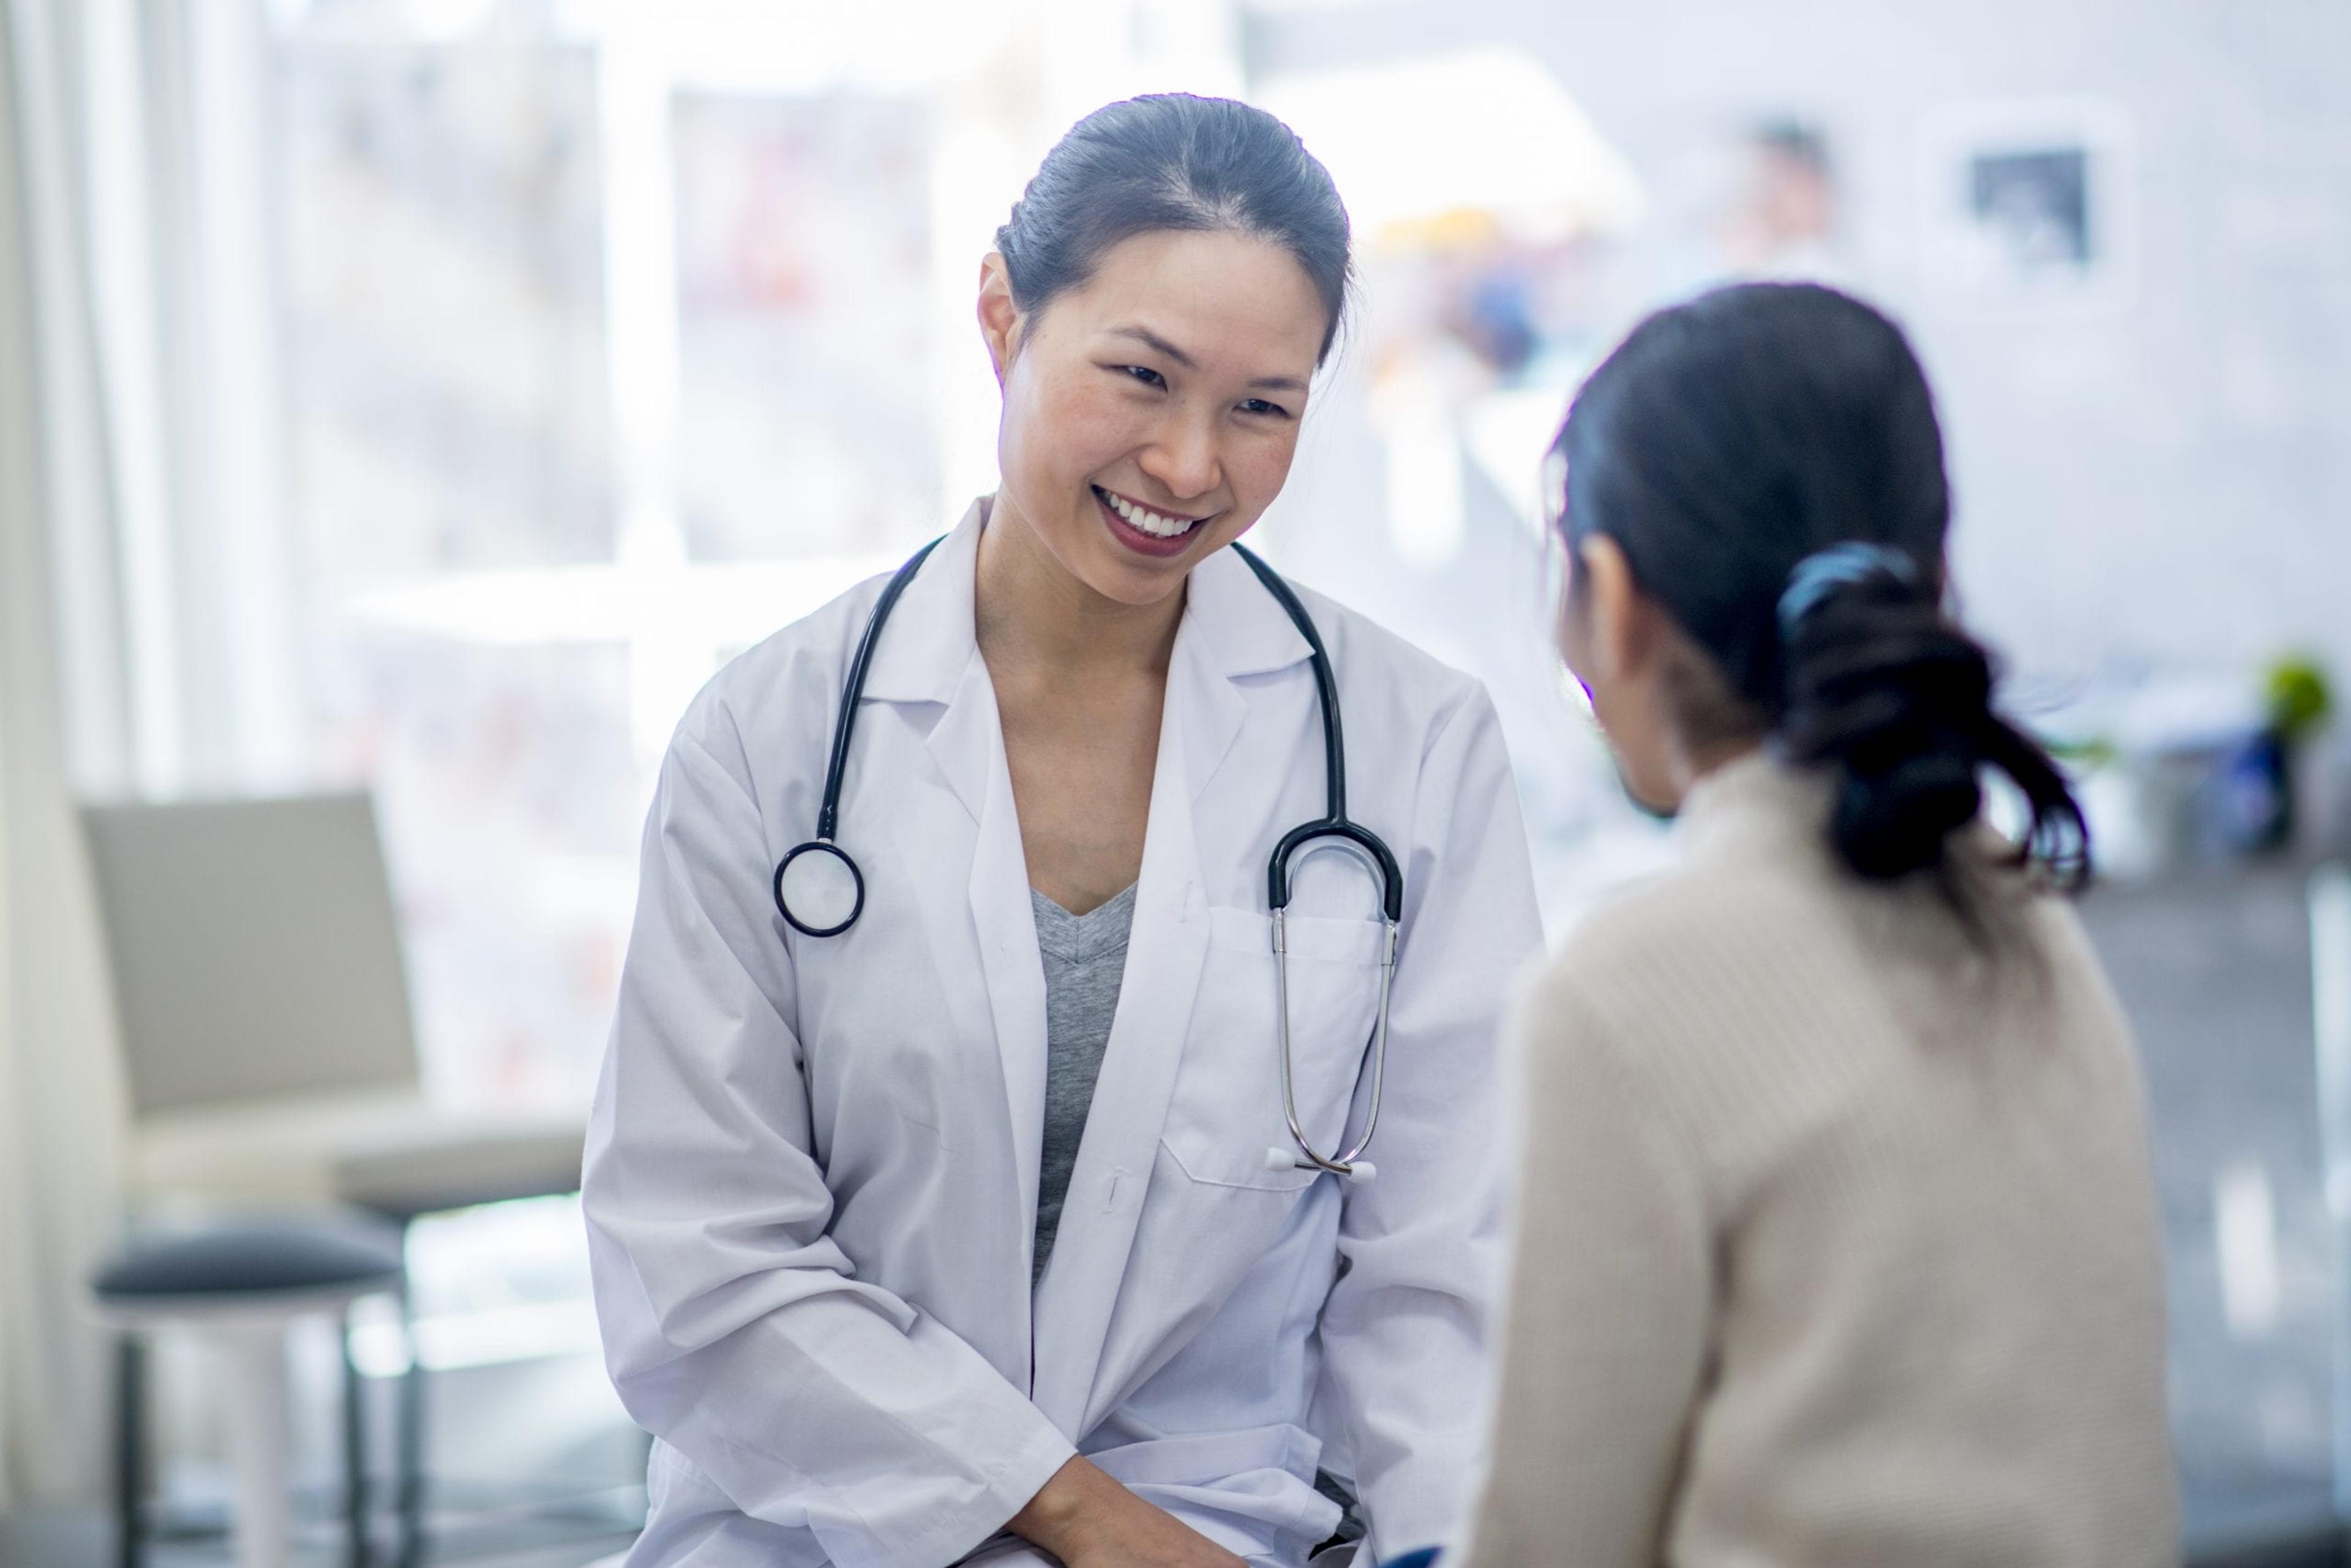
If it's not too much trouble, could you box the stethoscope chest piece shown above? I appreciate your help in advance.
[774,840,864,938]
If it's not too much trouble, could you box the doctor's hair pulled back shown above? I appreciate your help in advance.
[995,94,1352,362]
[1550,282,2088,891]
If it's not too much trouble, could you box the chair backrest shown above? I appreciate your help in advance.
[81,792,421,1117]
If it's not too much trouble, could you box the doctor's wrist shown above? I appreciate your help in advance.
[1007,1456,1111,1558]
[1008,1455,1247,1568]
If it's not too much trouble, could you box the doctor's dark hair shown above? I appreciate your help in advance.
[1551,282,2088,891]
[994,94,1352,362]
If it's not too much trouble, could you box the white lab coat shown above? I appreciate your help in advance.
[583,501,1543,1568]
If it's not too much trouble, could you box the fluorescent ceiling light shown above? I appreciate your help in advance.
[1260,47,1644,244]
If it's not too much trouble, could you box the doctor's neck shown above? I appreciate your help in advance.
[974,495,1185,680]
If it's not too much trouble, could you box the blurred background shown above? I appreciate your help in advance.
[1,0,2346,1563]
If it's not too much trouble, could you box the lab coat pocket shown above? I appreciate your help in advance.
[1163,906,1387,1191]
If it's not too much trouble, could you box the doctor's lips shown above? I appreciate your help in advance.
[1092,484,1212,556]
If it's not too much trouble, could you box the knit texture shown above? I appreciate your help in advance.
[1449,753,2178,1568]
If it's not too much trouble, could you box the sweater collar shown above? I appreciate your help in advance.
[1674,748,1837,865]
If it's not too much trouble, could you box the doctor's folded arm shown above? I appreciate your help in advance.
[580,94,1543,1568]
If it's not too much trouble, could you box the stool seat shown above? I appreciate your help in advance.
[96,1219,403,1305]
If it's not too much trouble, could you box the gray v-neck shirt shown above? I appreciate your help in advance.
[1028,883,1137,1285]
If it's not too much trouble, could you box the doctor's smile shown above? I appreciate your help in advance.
[1091,484,1212,553]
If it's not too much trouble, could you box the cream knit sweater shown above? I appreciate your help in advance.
[1448,754,2177,1568]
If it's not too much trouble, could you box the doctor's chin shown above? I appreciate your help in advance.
[0,4,2338,1568]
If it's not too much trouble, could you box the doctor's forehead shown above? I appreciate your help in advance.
[1062,230,1324,382]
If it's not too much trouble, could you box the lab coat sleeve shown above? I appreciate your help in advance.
[582,721,1075,1568]
[1443,967,1713,1568]
[1311,686,1544,1561]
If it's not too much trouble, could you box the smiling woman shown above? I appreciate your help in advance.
[582,93,1544,1568]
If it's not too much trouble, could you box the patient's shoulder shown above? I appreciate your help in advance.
[1554,852,1824,980]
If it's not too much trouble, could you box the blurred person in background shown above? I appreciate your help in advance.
[1719,121,1843,285]
[1441,283,2175,1568]
[582,94,1542,1568]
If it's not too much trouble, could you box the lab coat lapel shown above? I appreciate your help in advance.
[865,503,1043,1330]
[952,660,1051,1284]
[1182,544,1308,802]
[890,509,1048,1285]
[869,501,995,827]
[1029,626,1220,1435]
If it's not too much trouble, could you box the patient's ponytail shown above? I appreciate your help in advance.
[1550,282,2088,891]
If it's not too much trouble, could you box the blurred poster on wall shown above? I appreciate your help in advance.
[672,94,938,561]
[1919,97,2137,312]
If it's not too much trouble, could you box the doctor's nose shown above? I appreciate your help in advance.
[1138,419,1223,506]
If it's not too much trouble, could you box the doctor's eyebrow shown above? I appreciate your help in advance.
[1105,324,1309,395]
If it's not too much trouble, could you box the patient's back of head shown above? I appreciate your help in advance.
[1553,280,2088,909]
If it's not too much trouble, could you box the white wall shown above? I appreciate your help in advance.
[1248,0,2351,696]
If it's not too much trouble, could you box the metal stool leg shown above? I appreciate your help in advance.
[115,1334,145,1568]
[219,1322,293,1568]
[343,1307,370,1568]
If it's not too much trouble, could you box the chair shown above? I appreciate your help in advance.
[94,1216,407,1568]
[80,792,589,1566]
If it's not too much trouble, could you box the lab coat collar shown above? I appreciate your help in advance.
[858,503,1318,707]
[1182,535,1317,682]
[858,498,989,707]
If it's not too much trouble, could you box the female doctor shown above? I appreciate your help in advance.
[582,94,1542,1568]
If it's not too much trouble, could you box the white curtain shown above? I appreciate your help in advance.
[0,418,129,1509]
[0,0,293,1504]
[0,0,133,1508]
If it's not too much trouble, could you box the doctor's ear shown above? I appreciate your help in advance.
[977,254,1025,384]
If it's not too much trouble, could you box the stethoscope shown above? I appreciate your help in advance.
[770,536,1402,1182]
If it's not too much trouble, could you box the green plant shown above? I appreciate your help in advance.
[2045,734,2119,770]
[2265,654,2335,741]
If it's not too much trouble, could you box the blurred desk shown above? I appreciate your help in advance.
[135,1087,585,1220]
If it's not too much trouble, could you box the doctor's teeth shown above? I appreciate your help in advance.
[1103,489,1194,538]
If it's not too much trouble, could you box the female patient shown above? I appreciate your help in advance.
[1449,283,2176,1567]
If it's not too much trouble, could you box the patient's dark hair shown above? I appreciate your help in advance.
[1550,282,2088,891]
[995,94,1352,362]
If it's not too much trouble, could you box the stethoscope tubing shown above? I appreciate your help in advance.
[1228,544,1405,923]
[816,536,942,843]
[1274,905,1398,1177]
[776,530,1403,1180]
